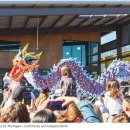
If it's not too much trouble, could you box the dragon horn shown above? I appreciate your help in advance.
[33,52,42,59]
[22,43,29,53]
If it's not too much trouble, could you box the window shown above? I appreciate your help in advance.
[101,31,117,45]
[101,49,117,59]
[122,44,130,61]
[63,46,72,59]
[81,45,86,65]
[0,41,20,52]
[101,60,113,73]
[89,42,98,54]
[88,42,99,66]
[92,55,98,62]
[72,45,82,62]
[122,44,130,53]
[122,57,130,63]
[63,44,86,66]
[0,49,19,52]
[101,49,117,72]
[62,40,100,76]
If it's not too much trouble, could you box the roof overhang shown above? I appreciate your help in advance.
[0,7,129,16]
[0,0,129,5]
[0,1,129,35]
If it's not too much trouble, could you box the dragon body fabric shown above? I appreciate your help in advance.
[8,44,130,98]
[97,59,130,85]
[28,58,106,98]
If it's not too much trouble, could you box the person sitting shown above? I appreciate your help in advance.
[59,66,77,97]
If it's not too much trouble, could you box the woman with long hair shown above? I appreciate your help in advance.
[104,79,123,122]
[0,102,30,122]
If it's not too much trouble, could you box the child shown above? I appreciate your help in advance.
[59,66,77,97]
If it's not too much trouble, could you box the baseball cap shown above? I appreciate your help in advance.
[12,86,28,101]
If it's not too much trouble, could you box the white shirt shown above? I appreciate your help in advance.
[104,92,123,115]
[95,98,109,114]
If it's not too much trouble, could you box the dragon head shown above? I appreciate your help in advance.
[9,43,42,82]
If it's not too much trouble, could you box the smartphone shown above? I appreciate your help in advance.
[48,101,66,111]
[23,92,31,106]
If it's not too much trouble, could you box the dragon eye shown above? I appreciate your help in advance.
[26,60,33,65]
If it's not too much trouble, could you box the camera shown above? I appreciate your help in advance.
[48,101,66,111]
[23,92,31,106]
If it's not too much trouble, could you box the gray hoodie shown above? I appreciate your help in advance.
[59,76,77,97]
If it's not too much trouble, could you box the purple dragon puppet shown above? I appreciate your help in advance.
[97,59,130,86]
[7,44,130,98]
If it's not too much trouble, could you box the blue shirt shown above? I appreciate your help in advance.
[76,100,102,123]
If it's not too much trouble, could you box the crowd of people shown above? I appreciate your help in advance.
[0,66,130,123]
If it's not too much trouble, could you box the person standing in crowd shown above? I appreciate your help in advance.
[0,102,30,122]
[31,109,56,123]
[35,87,51,109]
[112,112,130,123]
[112,96,130,123]
[122,96,130,118]
[3,72,12,86]
[59,66,77,97]
[104,79,123,122]
[0,83,10,108]
[12,86,37,118]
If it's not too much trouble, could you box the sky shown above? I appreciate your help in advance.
[101,31,117,45]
